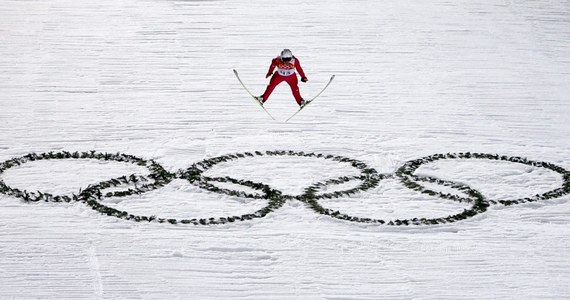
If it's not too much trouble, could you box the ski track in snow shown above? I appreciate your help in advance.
[1,0,570,299]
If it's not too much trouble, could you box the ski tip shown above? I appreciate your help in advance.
[233,69,238,74]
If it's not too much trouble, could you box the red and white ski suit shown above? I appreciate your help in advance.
[261,56,307,105]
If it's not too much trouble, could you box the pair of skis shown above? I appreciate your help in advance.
[233,69,335,122]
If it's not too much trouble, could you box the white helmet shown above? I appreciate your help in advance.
[280,49,293,61]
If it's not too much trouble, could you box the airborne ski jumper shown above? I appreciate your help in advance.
[233,49,334,121]
[256,49,308,107]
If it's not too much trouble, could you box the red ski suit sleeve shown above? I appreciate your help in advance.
[294,57,307,79]
[265,59,277,77]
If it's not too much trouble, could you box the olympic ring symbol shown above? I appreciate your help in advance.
[0,151,569,226]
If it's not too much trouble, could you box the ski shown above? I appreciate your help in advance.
[233,69,275,120]
[285,74,335,122]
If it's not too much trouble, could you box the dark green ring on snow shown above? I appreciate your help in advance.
[395,152,570,206]
[0,151,177,223]
[302,172,489,225]
[177,150,382,224]
[180,150,380,201]
[0,151,172,203]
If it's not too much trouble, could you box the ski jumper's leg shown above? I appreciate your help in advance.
[284,74,303,104]
[261,74,285,102]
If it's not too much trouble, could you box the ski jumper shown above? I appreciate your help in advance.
[261,56,307,105]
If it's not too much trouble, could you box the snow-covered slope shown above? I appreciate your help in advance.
[1,0,569,298]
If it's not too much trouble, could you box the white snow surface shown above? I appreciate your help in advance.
[1,0,570,299]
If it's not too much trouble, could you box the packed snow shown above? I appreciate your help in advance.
[1,0,569,299]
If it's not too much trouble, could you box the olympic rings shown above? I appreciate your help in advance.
[0,150,569,226]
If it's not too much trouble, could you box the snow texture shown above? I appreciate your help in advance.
[1,0,570,299]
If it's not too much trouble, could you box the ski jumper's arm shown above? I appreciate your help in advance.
[266,58,278,78]
[294,57,307,80]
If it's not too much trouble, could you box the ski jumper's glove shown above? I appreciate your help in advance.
[301,77,308,83]
[266,73,272,78]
